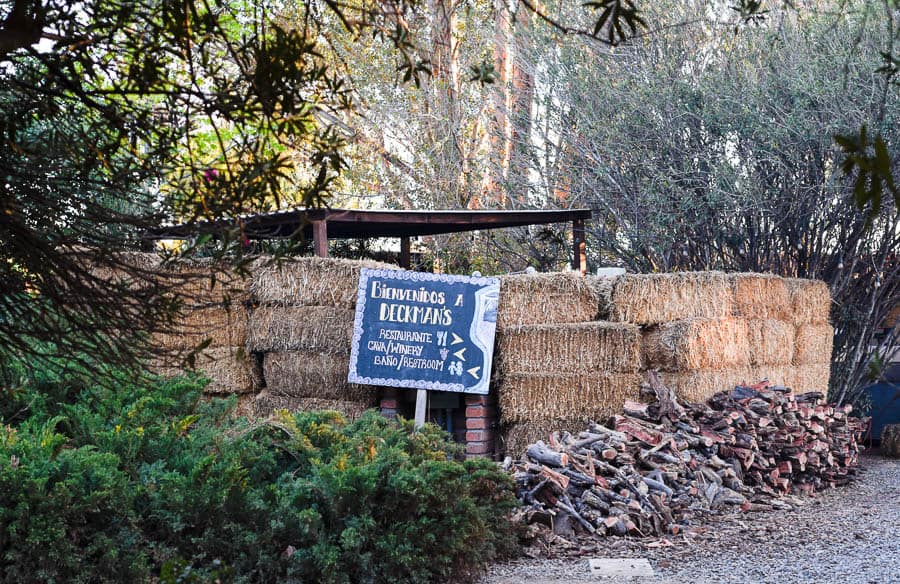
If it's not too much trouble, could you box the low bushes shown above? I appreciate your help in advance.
[0,364,516,583]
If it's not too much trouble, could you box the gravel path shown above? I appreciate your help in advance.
[482,455,900,584]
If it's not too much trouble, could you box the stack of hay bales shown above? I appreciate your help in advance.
[614,272,832,401]
[495,273,643,455]
[608,272,754,401]
[785,278,833,392]
[495,270,834,456]
[248,257,393,420]
[148,259,258,395]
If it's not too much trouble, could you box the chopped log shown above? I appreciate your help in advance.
[527,442,568,467]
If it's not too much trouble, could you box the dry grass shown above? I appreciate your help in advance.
[253,391,375,420]
[653,367,756,403]
[747,319,795,366]
[497,273,601,327]
[496,322,641,374]
[153,346,261,394]
[750,365,795,389]
[500,419,585,459]
[793,323,835,365]
[609,272,732,324]
[247,306,354,353]
[92,255,251,307]
[585,275,620,319]
[792,363,832,393]
[262,351,378,402]
[641,318,751,371]
[152,306,250,350]
[497,372,642,424]
[785,278,831,325]
[250,256,396,308]
[730,273,791,320]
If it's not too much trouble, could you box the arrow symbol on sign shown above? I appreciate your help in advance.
[453,347,466,361]
[467,366,481,379]
[451,332,464,345]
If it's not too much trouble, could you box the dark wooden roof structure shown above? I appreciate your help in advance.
[147,208,592,273]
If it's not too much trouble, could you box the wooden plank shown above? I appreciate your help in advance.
[414,389,427,429]
[312,219,328,257]
[572,218,586,275]
[146,208,593,241]
[400,236,411,269]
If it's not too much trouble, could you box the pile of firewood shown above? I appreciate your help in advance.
[509,373,868,538]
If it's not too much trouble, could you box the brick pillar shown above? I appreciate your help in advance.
[380,388,400,420]
[464,393,498,458]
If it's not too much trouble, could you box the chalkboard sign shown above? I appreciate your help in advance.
[348,269,500,394]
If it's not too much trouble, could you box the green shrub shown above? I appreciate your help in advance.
[0,367,516,583]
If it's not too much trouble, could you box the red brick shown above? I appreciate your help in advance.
[466,418,488,430]
[465,430,493,442]
[465,441,494,455]
[465,405,497,418]
[379,398,399,409]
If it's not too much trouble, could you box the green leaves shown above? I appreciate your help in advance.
[835,125,899,220]
[469,60,498,85]
[583,0,646,45]
[0,365,517,582]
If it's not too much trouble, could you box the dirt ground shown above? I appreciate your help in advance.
[481,454,900,584]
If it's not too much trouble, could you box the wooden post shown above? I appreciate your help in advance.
[400,236,411,269]
[414,389,427,429]
[572,219,586,275]
[312,220,328,258]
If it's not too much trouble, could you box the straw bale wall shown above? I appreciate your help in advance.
[141,254,385,412]
[497,273,603,327]
[498,373,643,424]
[250,257,394,308]
[247,306,354,353]
[495,322,641,374]
[115,252,833,455]
[608,272,732,324]
[496,271,834,453]
[641,318,750,371]
[262,351,378,402]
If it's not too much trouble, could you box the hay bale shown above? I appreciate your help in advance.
[881,424,900,458]
[231,393,258,419]
[262,351,378,402]
[747,319,795,366]
[89,253,251,306]
[496,322,641,374]
[247,306,354,353]
[641,318,750,371]
[653,367,756,403]
[609,272,732,325]
[153,347,260,394]
[785,278,831,325]
[253,391,374,420]
[730,273,791,320]
[497,273,601,328]
[585,275,620,319]
[792,363,831,393]
[500,419,584,459]
[153,306,250,350]
[751,365,795,389]
[497,372,641,424]
[250,257,396,308]
[793,323,835,365]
